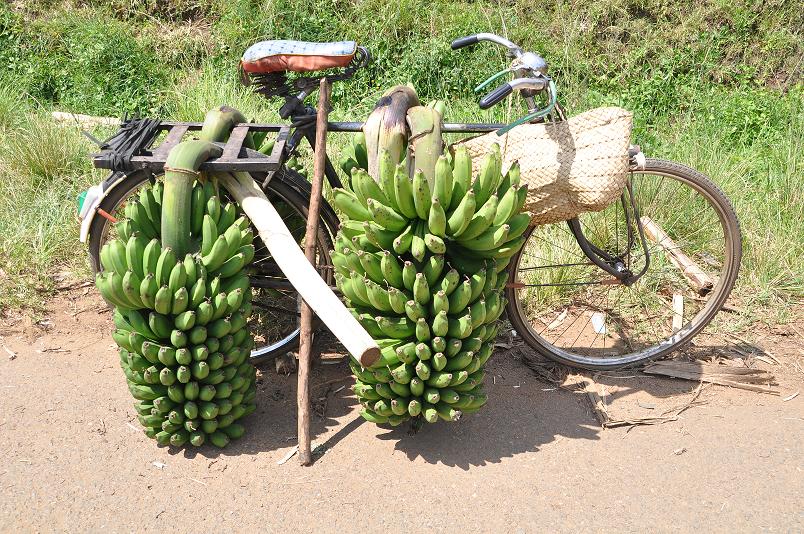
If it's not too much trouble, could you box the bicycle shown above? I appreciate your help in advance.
[83,34,742,370]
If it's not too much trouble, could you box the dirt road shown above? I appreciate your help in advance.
[1,289,802,531]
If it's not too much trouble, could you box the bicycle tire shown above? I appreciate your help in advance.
[87,167,339,364]
[504,158,742,370]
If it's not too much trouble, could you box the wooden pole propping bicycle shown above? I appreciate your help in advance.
[297,78,330,465]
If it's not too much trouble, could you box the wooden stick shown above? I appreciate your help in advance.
[640,216,714,296]
[51,111,119,127]
[643,361,778,395]
[672,294,684,333]
[296,79,331,466]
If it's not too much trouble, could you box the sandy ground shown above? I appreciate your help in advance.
[1,287,802,532]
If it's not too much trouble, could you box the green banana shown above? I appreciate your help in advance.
[458,223,509,251]
[415,317,431,342]
[427,199,446,238]
[445,190,476,237]
[125,233,147,279]
[142,238,161,276]
[415,342,432,361]
[333,188,371,221]
[410,220,426,262]
[430,290,449,315]
[447,313,473,339]
[387,287,407,315]
[365,279,394,313]
[380,251,404,288]
[357,250,385,284]
[393,164,418,219]
[438,268,460,295]
[168,262,187,294]
[367,199,408,232]
[433,155,453,208]
[355,166,389,204]
[155,247,177,287]
[458,193,498,241]
[412,169,431,220]
[392,222,414,255]
[449,145,472,211]
[422,254,445,286]
[448,279,472,314]
[493,184,520,226]
[412,273,430,305]
[122,270,145,308]
[377,149,400,212]
[201,214,219,256]
[424,233,446,254]
[216,202,237,234]
[201,235,229,271]
[364,222,397,250]
[376,316,416,339]
[472,144,501,207]
[190,183,205,237]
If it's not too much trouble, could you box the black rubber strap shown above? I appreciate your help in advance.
[100,117,162,170]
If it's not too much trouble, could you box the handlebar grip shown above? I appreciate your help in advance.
[479,82,513,109]
[451,35,479,50]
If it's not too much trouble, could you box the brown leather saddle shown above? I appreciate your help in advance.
[241,40,357,74]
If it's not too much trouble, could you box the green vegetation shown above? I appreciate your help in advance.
[0,0,801,320]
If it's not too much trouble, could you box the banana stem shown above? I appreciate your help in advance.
[217,170,381,367]
[406,105,443,187]
[363,85,419,179]
[162,140,222,256]
[198,105,256,149]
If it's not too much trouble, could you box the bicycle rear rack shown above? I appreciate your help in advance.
[91,119,291,174]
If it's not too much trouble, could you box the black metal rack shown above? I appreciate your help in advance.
[91,121,290,173]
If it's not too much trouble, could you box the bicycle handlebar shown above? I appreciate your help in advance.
[479,83,513,109]
[450,33,522,57]
[479,77,549,109]
[450,35,479,50]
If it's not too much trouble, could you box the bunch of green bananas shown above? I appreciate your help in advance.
[95,178,258,448]
[332,140,529,426]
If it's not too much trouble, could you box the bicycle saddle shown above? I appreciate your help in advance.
[241,40,357,74]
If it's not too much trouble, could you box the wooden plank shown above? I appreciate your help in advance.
[269,126,290,166]
[220,125,250,161]
[672,294,684,333]
[298,79,331,466]
[640,216,715,296]
[643,361,778,394]
[151,125,189,159]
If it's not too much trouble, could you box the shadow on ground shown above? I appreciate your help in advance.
[159,329,776,463]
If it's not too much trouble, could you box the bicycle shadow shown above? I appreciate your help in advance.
[177,333,773,463]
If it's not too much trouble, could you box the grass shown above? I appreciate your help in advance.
[0,102,105,310]
[0,0,801,321]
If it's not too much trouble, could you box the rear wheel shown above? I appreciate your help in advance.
[87,168,338,364]
[505,158,742,370]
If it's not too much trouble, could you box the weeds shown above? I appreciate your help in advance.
[0,0,801,315]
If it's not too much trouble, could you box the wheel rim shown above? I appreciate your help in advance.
[509,166,739,368]
[95,173,334,361]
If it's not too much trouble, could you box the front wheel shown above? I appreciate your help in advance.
[505,158,742,370]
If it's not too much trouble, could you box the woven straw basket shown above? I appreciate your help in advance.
[455,106,633,225]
